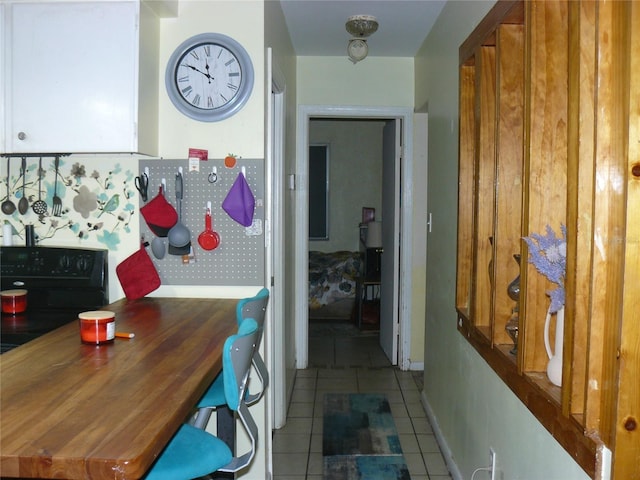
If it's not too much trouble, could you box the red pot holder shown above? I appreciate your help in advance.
[116,242,161,300]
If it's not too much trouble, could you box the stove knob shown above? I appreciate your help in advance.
[76,255,91,273]
[59,255,72,272]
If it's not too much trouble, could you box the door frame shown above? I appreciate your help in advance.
[266,48,286,430]
[294,105,414,369]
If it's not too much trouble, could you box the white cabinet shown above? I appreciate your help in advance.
[1,1,159,155]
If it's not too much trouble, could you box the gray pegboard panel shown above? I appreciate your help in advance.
[138,159,264,286]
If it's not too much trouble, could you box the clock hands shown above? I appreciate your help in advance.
[181,63,213,83]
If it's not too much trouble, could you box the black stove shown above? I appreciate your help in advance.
[1,246,108,353]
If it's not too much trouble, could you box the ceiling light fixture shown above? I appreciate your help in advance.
[345,14,378,64]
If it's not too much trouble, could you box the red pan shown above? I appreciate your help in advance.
[198,201,220,251]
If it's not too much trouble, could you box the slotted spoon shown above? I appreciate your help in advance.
[32,157,47,215]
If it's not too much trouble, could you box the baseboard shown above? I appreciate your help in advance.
[408,361,424,371]
[420,390,463,480]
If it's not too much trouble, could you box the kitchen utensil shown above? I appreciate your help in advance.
[198,201,220,251]
[151,236,166,259]
[135,167,149,202]
[18,157,29,215]
[208,166,218,183]
[52,156,62,216]
[32,158,47,215]
[167,169,190,248]
[2,158,16,215]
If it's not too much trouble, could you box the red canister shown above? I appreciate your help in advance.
[1,289,28,314]
[79,311,116,345]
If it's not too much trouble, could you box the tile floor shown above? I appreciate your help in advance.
[272,321,452,480]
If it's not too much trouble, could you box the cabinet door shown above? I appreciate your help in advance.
[6,1,138,153]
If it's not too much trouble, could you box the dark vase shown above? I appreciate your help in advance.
[506,254,521,355]
[507,254,521,302]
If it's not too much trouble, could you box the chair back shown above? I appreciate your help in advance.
[236,287,269,329]
[219,317,260,472]
[223,317,258,411]
[236,288,270,405]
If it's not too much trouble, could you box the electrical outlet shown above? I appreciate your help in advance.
[489,447,497,480]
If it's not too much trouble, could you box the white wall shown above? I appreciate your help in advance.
[415,1,590,479]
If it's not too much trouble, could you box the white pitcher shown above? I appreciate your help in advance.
[544,306,565,387]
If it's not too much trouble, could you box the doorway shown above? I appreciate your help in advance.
[295,105,414,370]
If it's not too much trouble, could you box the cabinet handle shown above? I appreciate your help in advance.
[17,132,26,141]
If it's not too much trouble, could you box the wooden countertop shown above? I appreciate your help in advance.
[0,297,238,479]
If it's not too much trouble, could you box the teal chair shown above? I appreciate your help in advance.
[144,318,259,479]
[191,288,269,430]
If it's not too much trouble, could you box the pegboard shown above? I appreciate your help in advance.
[138,159,264,286]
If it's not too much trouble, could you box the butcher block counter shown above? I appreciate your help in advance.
[0,297,238,480]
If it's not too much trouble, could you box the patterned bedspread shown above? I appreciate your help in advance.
[309,251,362,309]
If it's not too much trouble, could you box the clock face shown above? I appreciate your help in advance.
[166,33,254,122]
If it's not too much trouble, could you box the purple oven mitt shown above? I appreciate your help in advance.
[222,171,255,227]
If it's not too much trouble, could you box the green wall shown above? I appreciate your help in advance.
[308,119,384,253]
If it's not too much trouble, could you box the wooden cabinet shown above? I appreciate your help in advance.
[456,1,639,478]
[1,1,159,155]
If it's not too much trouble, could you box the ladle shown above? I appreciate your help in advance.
[18,158,29,215]
[167,169,190,248]
[2,158,16,215]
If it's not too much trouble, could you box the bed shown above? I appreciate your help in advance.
[308,250,362,320]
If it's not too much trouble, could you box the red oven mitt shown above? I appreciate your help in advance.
[116,242,161,300]
[140,187,178,237]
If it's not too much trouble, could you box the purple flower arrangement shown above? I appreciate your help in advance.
[523,224,567,313]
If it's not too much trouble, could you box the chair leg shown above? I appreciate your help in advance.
[209,405,235,479]
[191,407,213,430]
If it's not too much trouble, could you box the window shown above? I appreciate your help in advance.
[308,144,329,240]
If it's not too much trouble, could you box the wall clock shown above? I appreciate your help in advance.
[165,33,254,122]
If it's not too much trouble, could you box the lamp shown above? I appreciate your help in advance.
[366,221,383,248]
[345,15,378,64]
